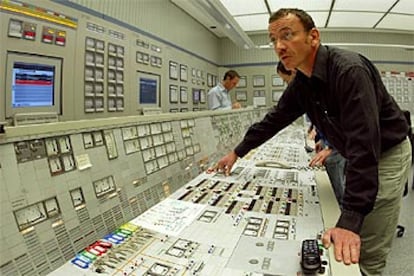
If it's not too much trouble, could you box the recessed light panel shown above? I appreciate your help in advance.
[376,14,414,31]
[235,14,271,32]
[220,0,268,15]
[328,12,383,28]
[334,0,396,12]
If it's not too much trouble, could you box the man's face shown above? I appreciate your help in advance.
[224,77,240,91]
[268,13,317,73]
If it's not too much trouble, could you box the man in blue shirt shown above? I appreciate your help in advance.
[207,70,241,110]
[310,127,347,205]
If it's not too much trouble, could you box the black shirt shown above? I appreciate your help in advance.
[234,45,409,234]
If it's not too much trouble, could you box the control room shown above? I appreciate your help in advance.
[0,1,413,275]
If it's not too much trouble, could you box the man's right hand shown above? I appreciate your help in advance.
[232,102,241,109]
[322,227,361,265]
[309,148,332,167]
[206,151,238,176]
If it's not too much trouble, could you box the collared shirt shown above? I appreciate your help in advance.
[207,83,232,110]
[234,45,409,234]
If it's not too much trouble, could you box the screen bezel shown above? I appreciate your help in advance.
[5,52,62,117]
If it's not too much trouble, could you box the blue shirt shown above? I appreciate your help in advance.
[207,83,232,110]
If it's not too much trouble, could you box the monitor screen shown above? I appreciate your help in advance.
[139,77,157,104]
[192,89,200,104]
[137,71,160,107]
[5,53,62,118]
[12,62,55,107]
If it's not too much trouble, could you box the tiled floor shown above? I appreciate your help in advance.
[383,168,414,276]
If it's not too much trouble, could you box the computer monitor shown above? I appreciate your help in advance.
[5,53,62,118]
[137,71,160,107]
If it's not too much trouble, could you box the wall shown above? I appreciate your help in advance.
[0,0,222,124]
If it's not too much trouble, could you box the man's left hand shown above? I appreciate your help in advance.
[322,227,361,265]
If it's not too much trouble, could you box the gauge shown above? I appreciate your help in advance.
[14,202,47,231]
[44,197,60,217]
[70,188,85,207]
[94,176,116,198]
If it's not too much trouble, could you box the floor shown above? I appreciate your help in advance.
[383,167,414,276]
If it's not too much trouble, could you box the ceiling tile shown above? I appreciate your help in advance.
[220,0,268,16]
[268,0,332,12]
[235,12,329,32]
[306,11,330,28]
[328,12,383,28]
[234,14,271,32]
[376,14,414,31]
[390,0,414,15]
[175,0,413,37]
[334,0,396,12]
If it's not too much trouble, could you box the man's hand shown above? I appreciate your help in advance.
[308,128,317,140]
[314,140,324,153]
[232,102,241,109]
[309,148,332,167]
[206,151,238,176]
[322,227,361,265]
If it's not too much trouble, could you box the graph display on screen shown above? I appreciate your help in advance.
[12,62,55,107]
[5,53,62,119]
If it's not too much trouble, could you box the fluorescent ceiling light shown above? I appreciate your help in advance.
[391,0,414,14]
[334,0,396,12]
[268,0,332,11]
[219,0,267,15]
[234,14,270,32]
[328,12,383,28]
[376,14,414,31]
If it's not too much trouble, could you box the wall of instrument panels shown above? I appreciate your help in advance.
[0,109,269,275]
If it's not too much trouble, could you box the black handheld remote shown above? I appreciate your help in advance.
[301,239,321,273]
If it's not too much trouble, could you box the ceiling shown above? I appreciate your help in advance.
[220,0,414,33]
[171,0,413,49]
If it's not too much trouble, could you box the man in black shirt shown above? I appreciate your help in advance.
[210,8,411,276]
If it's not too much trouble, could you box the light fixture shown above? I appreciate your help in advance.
[171,0,256,49]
